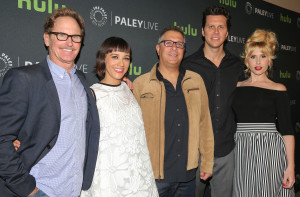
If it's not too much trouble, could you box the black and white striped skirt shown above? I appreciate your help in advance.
[233,123,295,197]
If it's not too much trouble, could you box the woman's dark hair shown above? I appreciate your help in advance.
[95,37,132,78]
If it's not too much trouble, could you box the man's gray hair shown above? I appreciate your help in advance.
[157,26,186,44]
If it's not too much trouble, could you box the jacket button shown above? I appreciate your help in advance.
[46,145,51,149]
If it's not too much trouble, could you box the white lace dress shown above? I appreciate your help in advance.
[81,82,158,197]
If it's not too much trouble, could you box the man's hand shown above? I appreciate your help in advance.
[13,139,21,151]
[200,172,212,181]
[123,77,133,90]
[29,187,39,196]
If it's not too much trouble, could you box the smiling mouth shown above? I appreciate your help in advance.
[114,68,124,73]
[61,47,75,52]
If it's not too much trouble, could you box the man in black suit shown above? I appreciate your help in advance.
[0,8,100,197]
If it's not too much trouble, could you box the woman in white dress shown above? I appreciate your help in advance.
[81,37,158,197]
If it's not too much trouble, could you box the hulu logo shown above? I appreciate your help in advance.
[280,70,291,79]
[129,63,142,76]
[18,0,66,13]
[174,22,197,36]
[280,14,292,24]
[220,0,236,8]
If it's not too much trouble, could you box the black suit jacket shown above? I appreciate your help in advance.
[0,59,100,197]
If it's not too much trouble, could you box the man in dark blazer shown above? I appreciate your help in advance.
[0,8,100,197]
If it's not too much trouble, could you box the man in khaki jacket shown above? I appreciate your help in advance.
[133,26,214,196]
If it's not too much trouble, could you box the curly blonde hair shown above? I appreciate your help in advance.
[241,29,277,77]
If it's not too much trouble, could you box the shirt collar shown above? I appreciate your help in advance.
[47,55,76,79]
[156,63,186,81]
[198,44,232,59]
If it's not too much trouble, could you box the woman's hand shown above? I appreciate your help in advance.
[282,135,295,189]
[283,166,295,189]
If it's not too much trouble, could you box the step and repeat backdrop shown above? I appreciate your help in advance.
[0,0,299,192]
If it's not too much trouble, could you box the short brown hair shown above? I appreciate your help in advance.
[95,37,132,78]
[44,8,85,37]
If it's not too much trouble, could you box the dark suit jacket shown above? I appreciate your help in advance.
[0,59,100,197]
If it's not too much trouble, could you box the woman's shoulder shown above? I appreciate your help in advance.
[237,80,248,87]
[237,80,286,91]
[267,81,287,91]
[90,82,101,89]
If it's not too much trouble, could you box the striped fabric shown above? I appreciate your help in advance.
[233,123,295,197]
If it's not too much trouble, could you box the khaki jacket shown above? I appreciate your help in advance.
[133,63,214,179]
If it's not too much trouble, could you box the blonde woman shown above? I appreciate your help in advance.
[232,29,295,197]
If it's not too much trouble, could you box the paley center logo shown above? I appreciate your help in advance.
[90,6,108,27]
[90,6,159,31]
[245,2,274,19]
[114,16,158,31]
[0,53,13,78]
[227,34,246,44]
[245,2,252,15]
[23,59,89,74]
[280,44,296,52]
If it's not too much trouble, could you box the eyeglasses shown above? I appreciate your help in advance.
[159,40,185,49]
[49,32,83,43]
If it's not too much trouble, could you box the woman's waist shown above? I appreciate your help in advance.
[236,122,277,133]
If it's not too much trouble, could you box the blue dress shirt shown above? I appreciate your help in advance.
[30,56,87,197]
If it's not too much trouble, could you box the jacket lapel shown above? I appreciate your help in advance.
[40,59,61,123]
[75,71,91,95]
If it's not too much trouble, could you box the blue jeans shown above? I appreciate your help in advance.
[28,189,49,197]
[155,178,196,197]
